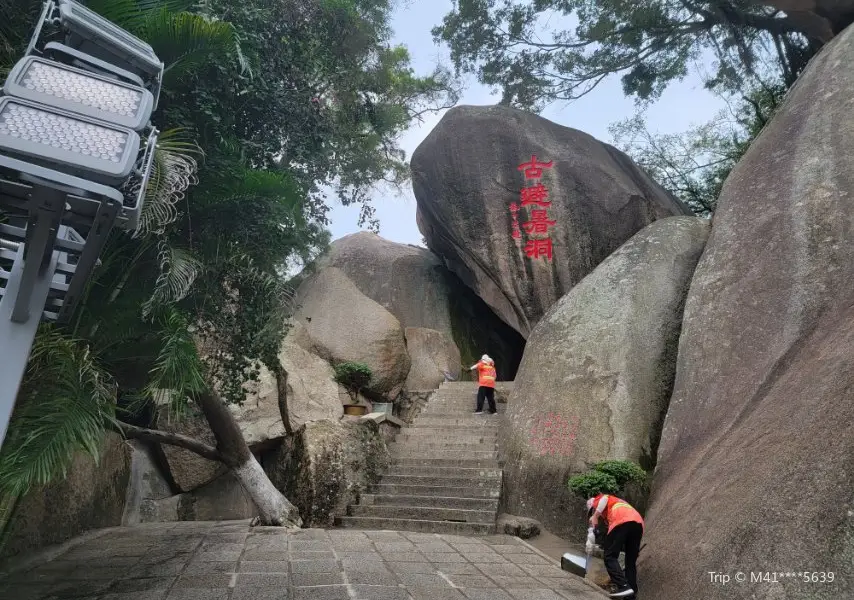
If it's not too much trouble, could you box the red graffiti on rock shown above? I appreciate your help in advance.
[529,412,580,457]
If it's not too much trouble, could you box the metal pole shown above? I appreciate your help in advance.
[0,246,61,448]
[0,186,66,448]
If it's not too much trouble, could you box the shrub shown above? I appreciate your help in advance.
[334,362,372,402]
[568,471,619,499]
[592,460,647,488]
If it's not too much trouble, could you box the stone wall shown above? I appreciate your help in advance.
[1,433,132,560]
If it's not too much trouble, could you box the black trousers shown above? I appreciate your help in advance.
[475,386,496,413]
[604,521,643,593]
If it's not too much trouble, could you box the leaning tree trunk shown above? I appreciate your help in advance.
[195,390,302,527]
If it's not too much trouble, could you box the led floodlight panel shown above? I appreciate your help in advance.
[4,56,154,131]
[0,97,140,185]
[57,0,164,79]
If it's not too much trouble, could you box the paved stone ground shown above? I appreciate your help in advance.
[1,521,606,600]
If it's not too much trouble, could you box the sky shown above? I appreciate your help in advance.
[327,1,725,247]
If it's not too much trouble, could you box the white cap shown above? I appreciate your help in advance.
[481,354,493,363]
[586,498,595,511]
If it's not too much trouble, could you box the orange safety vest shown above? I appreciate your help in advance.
[592,494,644,534]
[477,362,496,388]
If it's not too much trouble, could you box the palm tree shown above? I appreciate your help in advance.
[0,0,305,535]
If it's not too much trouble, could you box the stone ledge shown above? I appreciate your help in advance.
[360,412,405,428]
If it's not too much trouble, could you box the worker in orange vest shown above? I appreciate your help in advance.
[587,493,644,598]
[469,354,497,414]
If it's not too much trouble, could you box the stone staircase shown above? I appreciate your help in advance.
[335,381,510,535]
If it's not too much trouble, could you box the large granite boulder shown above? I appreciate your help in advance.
[155,403,225,493]
[404,327,461,390]
[1,433,132,559]
[265,419,390,527]
[231,325,342,447]
[501,217,710,541]
[293,267,411,398]
[641,25,854,599]
[307,233,525,383]
[321,232,454,332]
[121,441,176,525]
[412,104,690,338]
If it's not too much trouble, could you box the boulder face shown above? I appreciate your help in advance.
[1,433,132,559]
[412,104,690,338]
[294,267,411,398]
[404,327,461,390]
[265,419,390,527]
[231,326,342,447]
[296,233,526,388]
[641,26,854,599]
[501,217,710,541]
[321,232,454,332]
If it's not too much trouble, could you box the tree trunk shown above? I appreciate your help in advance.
[195,390,302,527]
[272,366,294,435]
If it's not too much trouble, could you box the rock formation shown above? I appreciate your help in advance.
[1,433,131,559]
[501,216,710,540]
[293,266,411,398]
[294,232,525,387]
[265,419,390,527]
[641,24,854,599]
[412,104,690,338]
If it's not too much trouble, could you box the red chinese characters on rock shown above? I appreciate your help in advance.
[529,412,580,457]
[514,154,556,261]
[509,202,522,239]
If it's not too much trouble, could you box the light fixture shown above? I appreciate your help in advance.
[56,0,163,80]
[0,96,140,185]
[4,56,154,131]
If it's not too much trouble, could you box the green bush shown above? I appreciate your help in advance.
[568,471,619,498]
[592,460,647,488]
[334,362,372,402]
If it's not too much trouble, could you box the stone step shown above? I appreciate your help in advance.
[389,440,498,450]
[335,515,495,535]
[419,407,506,415]
[411,418,501,428]
[391,457,500,468]
[397,432,498,444]
[360,494,499,511]
[391,449,499,461]
[349,504,496,523]
[385,465,502,478]
[371,484,500,498]
[379,474,502,488]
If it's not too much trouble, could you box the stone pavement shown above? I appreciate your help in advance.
[1,521,606,600]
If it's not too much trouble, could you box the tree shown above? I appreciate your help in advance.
[433,0,819,110]
[610,78,785,215]
[0,0,458,531]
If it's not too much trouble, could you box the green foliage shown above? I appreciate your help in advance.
[334,362,373,402]
[568,460,647,498]
[610,80,786,215]
[592,460,647,488]
[568,471,619,499]
[0,0,456,509]
[0,328,116,499]
[434,0,815,110]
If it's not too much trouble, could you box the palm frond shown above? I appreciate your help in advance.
[142,239,203,318]
[133,129,200,237]
[0,327,116,498]
[143,308,207,419]
[141,8,250,78]
[84,0,197,33]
